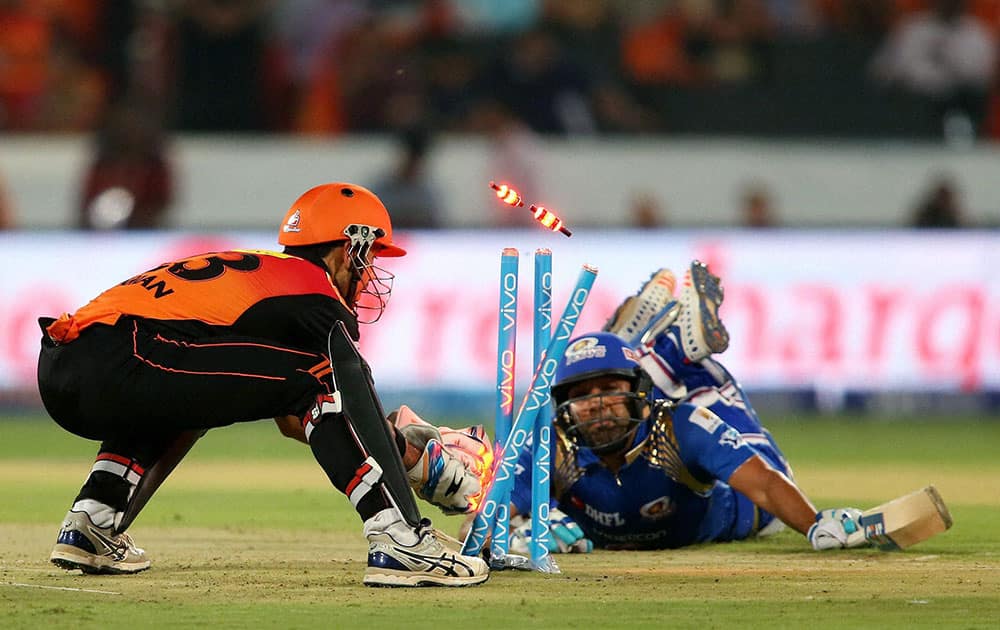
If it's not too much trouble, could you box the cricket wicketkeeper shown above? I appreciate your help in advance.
[37,183,489,586]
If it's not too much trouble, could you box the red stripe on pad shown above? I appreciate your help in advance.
[96,453,145,475]
[345,462,373,496]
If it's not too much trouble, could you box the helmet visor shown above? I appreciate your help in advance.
[343,231,397,324]
[353,259,395,324]
[557,390,650,454]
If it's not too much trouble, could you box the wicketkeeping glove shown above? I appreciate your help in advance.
[406,439,483,514]
[808,508,867,550]
[392,405,493,515]
[509,508,593,554]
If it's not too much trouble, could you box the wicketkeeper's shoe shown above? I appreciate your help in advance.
[363,509,489,587]
[603,268,679,346]
[49,510,150,574]
[677,261,729,362]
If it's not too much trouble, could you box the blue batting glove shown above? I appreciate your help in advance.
[550,508,592,552]
[510,509,593,554]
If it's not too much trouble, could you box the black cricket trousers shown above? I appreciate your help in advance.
[37,317,331,442]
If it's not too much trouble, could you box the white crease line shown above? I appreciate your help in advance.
[4,582,121,595]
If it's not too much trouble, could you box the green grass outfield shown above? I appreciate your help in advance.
[1,415,998,629]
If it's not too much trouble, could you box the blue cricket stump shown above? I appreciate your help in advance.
[530,249,554,571]
[489,248,518,565]
[463,264,598,560]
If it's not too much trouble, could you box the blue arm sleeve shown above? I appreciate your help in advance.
[672,403,758,483]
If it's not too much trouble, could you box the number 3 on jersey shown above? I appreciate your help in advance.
[166,252,262,281]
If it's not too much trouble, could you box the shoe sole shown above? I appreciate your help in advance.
[679,263,729,360]
[51,547,150,575]
[363,569,489,587]
[689,263,729,353]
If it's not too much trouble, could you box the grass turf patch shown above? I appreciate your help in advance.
[3,415,998,628]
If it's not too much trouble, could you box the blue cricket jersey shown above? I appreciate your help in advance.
[511,402,775,549]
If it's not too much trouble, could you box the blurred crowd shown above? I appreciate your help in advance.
[2,0,998,137]
[1,0,996,230]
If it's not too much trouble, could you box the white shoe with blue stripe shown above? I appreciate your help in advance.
[363,509,489,587]
[50,510,150,574]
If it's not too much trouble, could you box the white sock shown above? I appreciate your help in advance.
[363,508,419,545]
[72,498,118,529]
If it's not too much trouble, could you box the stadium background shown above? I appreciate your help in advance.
[1,0,998,419]
[2,3,1000,626]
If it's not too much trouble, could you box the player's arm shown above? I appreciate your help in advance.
[727,455,816,535]
[674,406,816,534]
[674,404,864,550]
[275,414,308,444]
[276,412,425,468]
[728,456,864,550]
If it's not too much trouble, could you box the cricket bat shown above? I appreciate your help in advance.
[858,485,953,551]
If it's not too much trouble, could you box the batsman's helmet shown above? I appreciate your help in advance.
[277,183,406,257]
[551,332,651,406]
[551,332,653,454]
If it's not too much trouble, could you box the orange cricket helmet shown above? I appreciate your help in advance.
[277,183,406,257]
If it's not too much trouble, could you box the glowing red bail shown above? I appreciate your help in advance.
[489,181,525,207]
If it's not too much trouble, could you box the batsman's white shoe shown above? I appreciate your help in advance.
[50,510,150,574]
[677,261,729,362]
[363,509,489,587]
[756,517,786,538]
[604,268,679,346]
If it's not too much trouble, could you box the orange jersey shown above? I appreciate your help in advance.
[46,250,354,351]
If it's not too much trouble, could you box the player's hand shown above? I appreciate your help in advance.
[392,405,492,478]
[407,438,483,514]
[436,424,492,481]
[509,509,593,554]
[388,405,493,514]
[808,508,866,550]
[393,405,493,515]
[391,405,443,448]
